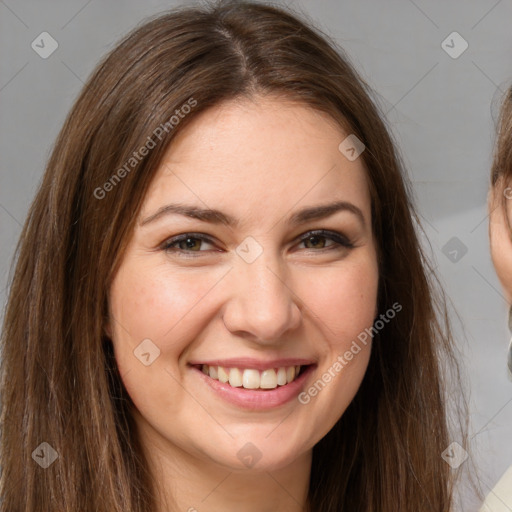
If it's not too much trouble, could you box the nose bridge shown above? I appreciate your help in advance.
[223,239,301,341]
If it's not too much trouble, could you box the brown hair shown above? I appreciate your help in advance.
[0,1,467,510]
[492,86,512,185]
[491,86,512,230]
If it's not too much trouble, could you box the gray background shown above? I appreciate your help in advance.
[1,0,511,510]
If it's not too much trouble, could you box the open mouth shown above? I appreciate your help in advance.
[193,364,310,391]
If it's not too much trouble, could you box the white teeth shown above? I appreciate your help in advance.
[276,367,287,386]
[217,366,229,383]
[260,369,277,389]
[199,364,304,389]
[286,366,295,384]
[242,369,260,389]
[228,367,243,387]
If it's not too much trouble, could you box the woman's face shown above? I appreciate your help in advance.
[108,95,379,473]
[489,179,512,302]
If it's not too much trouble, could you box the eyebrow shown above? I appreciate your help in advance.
[139,200,366,228]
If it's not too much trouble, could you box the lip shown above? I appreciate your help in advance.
[190,363,316,410]
[188,357,315,371]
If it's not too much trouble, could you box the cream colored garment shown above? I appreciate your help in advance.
[479,465,512,511]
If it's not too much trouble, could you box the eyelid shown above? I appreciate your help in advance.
[296,229,354,249]
[160,233,217,255]
[160,229,355,256]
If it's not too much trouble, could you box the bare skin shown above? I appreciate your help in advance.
[489,178,512,303]
[107,95,379,511]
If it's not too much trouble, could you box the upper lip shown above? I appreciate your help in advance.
[189,358,316,371]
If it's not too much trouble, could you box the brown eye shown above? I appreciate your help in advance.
[175,237,202,251]
[297,230,353,251]
[302,234,330,249]
[161,233,216,254]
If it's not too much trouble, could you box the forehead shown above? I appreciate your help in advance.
[140,95,371,224]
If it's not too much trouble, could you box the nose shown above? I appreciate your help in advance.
[221,248,302,345]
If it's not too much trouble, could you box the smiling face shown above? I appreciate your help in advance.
[107,95,379,475]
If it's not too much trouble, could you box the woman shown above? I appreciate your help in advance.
[482,85,512,511]
[0,1,466,510]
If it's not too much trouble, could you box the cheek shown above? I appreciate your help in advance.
[110,262,220,342]
[108,262,227,420]
[491,242,512,303]
[300,254,379,348]
[108,261,228,391]
[291,254,379,440]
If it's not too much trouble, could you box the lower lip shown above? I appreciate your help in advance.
[191,365,315,410]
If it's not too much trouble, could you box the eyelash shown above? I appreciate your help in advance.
[160,230,354,257]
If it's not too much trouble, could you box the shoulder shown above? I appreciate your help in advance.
[479,465,512,512]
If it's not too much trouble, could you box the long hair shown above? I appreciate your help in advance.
[0,1,466,510]
[491,86,512,210]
